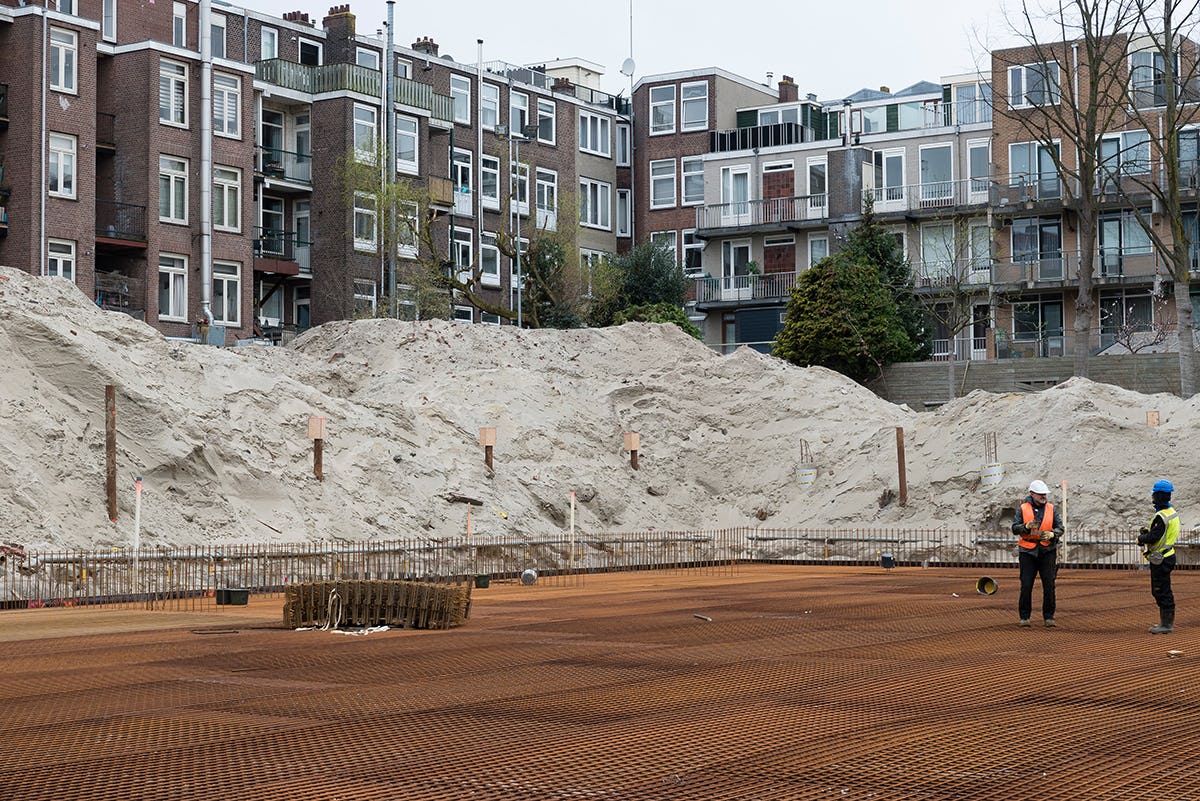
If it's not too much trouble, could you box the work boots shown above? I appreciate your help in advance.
[1149,610,1175,634]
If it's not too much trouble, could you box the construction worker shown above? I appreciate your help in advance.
[1137,479,1180,634]
[1012,479,1064,627]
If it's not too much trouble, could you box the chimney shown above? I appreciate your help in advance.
[411,36,439,57]
[323,4,355,37]
[283,11,312,25]
[778,75,798,103]
[553,76,576,96]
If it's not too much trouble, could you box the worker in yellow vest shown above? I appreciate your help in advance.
[1137,479,1180,634]
[1012,479,1064,627]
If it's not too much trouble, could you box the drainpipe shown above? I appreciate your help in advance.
[476,39,483,309]
[199,0,215,325]
[385,0,396,314]
[40,8,48,276]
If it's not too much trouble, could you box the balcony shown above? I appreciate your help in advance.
[709,123,813,153]
[694,270,801,305]
[865,177,991,215]
[257,147,312,185]
[990,249,1159,289]
[991,172,1065,210]
[916,98,992,129]
[394,75,455,125]
[94,272,145,319]
[253,227,310,275]
[911,259,992,290]
[95,201,147,246]
[96,112,116,155]
[0,82,8,130]
[256,58,380,97]
[427,175,454,208]
[694,196,826,236]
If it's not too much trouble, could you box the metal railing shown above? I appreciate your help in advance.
[95,200,147,242]
[991,171,1065,206]
[911,258,992,288]
[865,177,991,214]
[709,122,814,153]
[916,98,993,128]
[695,195,827,231]
[258,146,312,184]
[694,270,801,303]
[253,226,310,266]
[256,58,380,96]
[990,249,1160,286]
[930,337,989,361]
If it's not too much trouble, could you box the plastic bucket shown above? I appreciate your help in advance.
[474,574,490,589]
[795,466,818,488]
[979,463,1004,491]
[976,576,998,596]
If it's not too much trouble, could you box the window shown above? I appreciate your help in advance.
[650,159,676,209]
[453,306,474,323]
[477,312,499,326]
[872,149,904,202]
[808,157,827,211]
[396,114,418,173]
[968,140,990,195]
[1098,130,1151,190]
[213,166,241,231]
[511,162,530,211]
[651,230,678,264]
[955,82,993,124]
[537,99,556,144]
[650,85,676,134]
[616,124,631,166]
[919,143,954,205]
[580,178,611,229]
[1008,62,1060,108]
[397,201,419,258]
[102,0,116,41]
[450,74,471,124]
[260,27,278,60]
[1013,298,1064,353]
[353,193,377,251]
[213,73,240,137]
[1009,141,1060,198]
[580,249,607,295]
[356,47,380,70]
[1131,50,1179,109]
[480,232,502,287]
[808,236,828,267]
[1181,129,1200,188]
[158,255,188,322]
[452,149,473,193]
[159,60,188,126]
[579,112,611,156]
[452,227,472,272]
[58,0,74,14]
[682,158,704,205]
[212,262,241,326]
[481,155,500,210]
[48,240,76,281]
[353,104,377,163]
[536,168,557,230]
[616,189,631,238]
[481,83,500,130]
[920,223,955,280]
[969,223,991,272]
[50,28,77,93]
[851,106,887,134]
[681,81,708,130]
[158,155,188,223]
[210,14,226,59]
[722,239,752,280]
[173,2,187,47]
[298,38,322,66]
[1099,209,1153,275]
[1012,216,1064,279]
[721,165,750,215]
[260,196,284,253]
[683,230,703,277]
[49,133,77,199]
[353,280,377,316]
[1100,289,1154,346]
[510,91,529,132]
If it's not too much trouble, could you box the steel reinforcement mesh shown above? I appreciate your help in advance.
[0,564,1196,800]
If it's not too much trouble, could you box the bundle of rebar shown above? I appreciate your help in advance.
[283,580,472,630]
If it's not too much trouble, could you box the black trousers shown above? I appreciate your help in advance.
[1018,546,1056,621]
[1150,555,1176,613]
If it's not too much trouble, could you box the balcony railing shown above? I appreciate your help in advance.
[693,270,801,304]
[865,176,990,214]
[254,226,311,271]
[911,259,992,289]
[95,200,147,242]
[695,195,826,232]
[258,147,312,184]
[990,249,1159,286]
[394,76,455,124]
[709,122,814,153]
[931,337,989,362]
[256,59,380,96]
[991,172,1064,207]
[918,99,992,128]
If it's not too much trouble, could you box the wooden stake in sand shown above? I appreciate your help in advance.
[624,431,640,470]
[895,427,908,506]
[479,427,496,472]
[308,416,327,481]
[105,385,117,522]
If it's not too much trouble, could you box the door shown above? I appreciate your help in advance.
[721,167,750,225]
[294,201,311,273]
[293,113,312,182]
[721,239,752,300]
[919,144,953,206]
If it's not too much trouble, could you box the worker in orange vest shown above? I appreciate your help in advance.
[1012,479,1064,627]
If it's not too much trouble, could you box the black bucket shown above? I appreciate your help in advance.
[474,574,490,589]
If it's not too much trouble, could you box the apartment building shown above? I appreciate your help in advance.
[0,0,625,341]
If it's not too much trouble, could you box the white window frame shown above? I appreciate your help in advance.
[481,83,500,131]
[212,261,241,326]
[210,13,226,59]
[159,59,188,127]
[616,188,631,238]
[616,123,631,166]
[452,227,473,279]
[353,279,378,316]
[537,98,556,144]
[682,230,703,277]
[353,192,377,252]
[650,85,676,135]
[579,111,612,157]
[481,312,502,326]
[396,113,418,174]
[650,158,677,209]
[356,47,380,70]
[213,73,240,138]
[159,155,188,224]
[967,138,991,199]
[680,80,708,131]
[1008,62,1061,109]
[213,166,241,232]
[452,148,473,193]
[1130,49,1180,109]
[682,157,704,205]
[481,155,501,211]
[48,239,76,281]
[580,178,612,230]
[453,305,474,323]
[397,201,419,259]
[395,58,412,79]
[510,90,529,132]
[260,27,278,60]
[173,2,187,48]
[102,0,116,42]
[808,235,829,267]
[480,232,502,288]
[49,133,77,199]
[353,103,378,164]
[651,230,679,264]
[158,254,188,322]
[297,38,322,66]
[536,168,558,230]
[450,74,472,124]
[511,161,530,213]
[49,28,78,94]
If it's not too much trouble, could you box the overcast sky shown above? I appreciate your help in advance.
[252,0,1026,100]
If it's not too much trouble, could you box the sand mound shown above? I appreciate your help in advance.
[0,266,1195,549]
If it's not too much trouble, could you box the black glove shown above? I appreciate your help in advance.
[1137,526,1152,545]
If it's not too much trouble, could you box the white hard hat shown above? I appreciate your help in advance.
[1028,480,1050,495]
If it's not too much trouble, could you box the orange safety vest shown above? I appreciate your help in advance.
[1019,501,1055,549]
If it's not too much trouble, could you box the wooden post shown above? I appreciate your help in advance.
[623,432,640,470]
[895,426,908,506]
[1147,410,1160,427]
[308,416,327,481]
[479,427,497,472]
[105,385,117,522]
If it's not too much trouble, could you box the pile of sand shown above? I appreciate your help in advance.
[0,266,1195,550]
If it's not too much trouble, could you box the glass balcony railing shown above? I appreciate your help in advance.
[258,147,312,184]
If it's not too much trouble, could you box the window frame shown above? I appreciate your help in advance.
[481,155,501,211]
[159,154,189,224]
[481,82,500,131]
[353,191,378,252]
[397,200,419,259]
[579,178,612,230]
[213,73,241,138]
[450,74,472,125]
[172,2,187,48]
[650,84,676,135]
[1008,61,1061,109]
[396,113,419,174]
[682,230,703,277]
[260,27,278,60]
[355,47,380,70]
[48,239,76,281]
[616,188,631,238]
[158,254,189,322]
[510,90,529,132]
[537,98,556,144]
[49,133,77,199]
[212,165,241,232]
[212,261,241,327]
[680,80,708,131]
[353,279,378,316]
[159,59,189,128]
[353,103,378,164]
[579,111,612,157]
[49,27,78,94]
[650,158,677,209]
[480,232,502,288]
[682,157,705,206]
[616,123,631,166]
[209,13,226,59]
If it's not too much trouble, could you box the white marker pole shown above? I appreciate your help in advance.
[569,491,576,575]
[133,476,143,594]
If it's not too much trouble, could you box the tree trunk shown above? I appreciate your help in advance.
[1073,207,1097,378]
[947,356,957,403]
[1176,276,1196,397]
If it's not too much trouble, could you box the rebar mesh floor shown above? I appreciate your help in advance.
[1,565,1195,800]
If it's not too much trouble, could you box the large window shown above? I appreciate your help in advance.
[159,155,188,223]
[298,38,322,66]
[481,83,500,130]
[353,280,377,316]
[158,255,188,322]
[396,114,418,173]
[1012,216,1063,279]
[159,60,188,126]
[48,240,76,281]
[682,158,704,205]
[1099,209,1153,275]
[651,231,678,265]
[1009,141,1060,198]
[537,98,556,144]
[579,112,611,156]
[213,73,240,137]
[355,47,379,70]
[212,262,241,326]
[682,230,703,277]
[102,0,116,41]
[1100,289,1154,347]
[650,159,676,209]
[213,166,241,231]
[1008,62,1060,108]
[580,178,611,229]
[511,162,530,211]
[968,139,990,195]
[1013,298,1064,355]
[450,74,471,124]
[650,85,675,134]
[680,81,708,131]
[919,143,954,205]
[1098,130,1151,190]
[1130,49,1179,109]
[872,149,904,203]
[452,149,473,194]
[50,28,77,93]
[536,168,557,230]
[353,193,377,251]
[397,201,419,258]
[353,104,377,163]
[49,133,77,199]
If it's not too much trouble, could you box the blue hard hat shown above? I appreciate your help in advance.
[1153,479,1174,494]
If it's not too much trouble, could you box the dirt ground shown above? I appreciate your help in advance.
[1,564,1196,800]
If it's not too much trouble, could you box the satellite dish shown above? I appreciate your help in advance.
[620,57,636,77]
